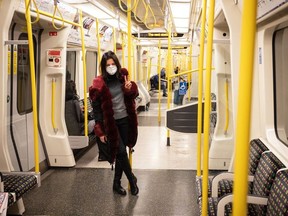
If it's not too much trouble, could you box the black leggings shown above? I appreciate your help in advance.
[115,116,130,156]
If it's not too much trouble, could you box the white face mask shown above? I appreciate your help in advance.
[106,65,117,75]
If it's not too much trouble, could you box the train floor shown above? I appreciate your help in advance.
[21,92,201,216]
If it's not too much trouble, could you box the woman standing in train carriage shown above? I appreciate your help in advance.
[89,51,139,196]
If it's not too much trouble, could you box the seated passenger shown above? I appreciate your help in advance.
[65,75,94,135]
[174,66,179,74]
[149,67,167,97]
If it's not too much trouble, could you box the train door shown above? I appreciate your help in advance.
[7,23,43,171]
[85,51,98,92]
[66,50,97,98]
[65,50,97,152]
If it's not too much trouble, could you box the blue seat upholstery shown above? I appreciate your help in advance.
[210,112,217,141]
[249,139,270,175]
[2,173,38,207]
[202,151,285,215]
[266,169,288,215]
[196,139,269,200]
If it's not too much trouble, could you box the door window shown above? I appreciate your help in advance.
[17,33,36,115]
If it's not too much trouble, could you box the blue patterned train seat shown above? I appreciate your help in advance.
[266,169,288,215]
[0,172,39,207]
[201,151,285,216]
[196,139,269,201]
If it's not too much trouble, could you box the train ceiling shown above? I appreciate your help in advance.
[105,0,202,35]
[62,0,202,38]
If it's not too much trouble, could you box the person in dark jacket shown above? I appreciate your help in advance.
[150,67,167,96]
[89,51,139,196]
[65,73,94,135]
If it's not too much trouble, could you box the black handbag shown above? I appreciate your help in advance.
[96,137,113,164]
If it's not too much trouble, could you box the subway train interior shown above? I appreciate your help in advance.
[0,0,288,215]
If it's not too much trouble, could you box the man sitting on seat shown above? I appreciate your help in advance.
[150,68,167,97]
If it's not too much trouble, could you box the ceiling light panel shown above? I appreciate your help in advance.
[62,0,88,3]
[169,0,191,2]
[75,4,111,19]
[170,2,191,18]
[175,27,189,33]
[173,18,189,28]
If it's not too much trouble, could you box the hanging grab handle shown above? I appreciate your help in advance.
[144,3,157,29]
[25,0,40,24]
[133,0,144,23]
[118,0,137,12]
[52,0,65,30]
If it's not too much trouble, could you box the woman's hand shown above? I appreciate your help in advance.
[124,75,132,90]
[100,135,107,143]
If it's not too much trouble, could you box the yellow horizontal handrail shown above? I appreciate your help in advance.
[169,68,215,79]
[32,9,81,27]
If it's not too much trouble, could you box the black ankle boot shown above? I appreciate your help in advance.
[118,154,140,196]
[129,180,139,196]
[113,181,127,196]
[113,159,126,196]
[132,173,137,183]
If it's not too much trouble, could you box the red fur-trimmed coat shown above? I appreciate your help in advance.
[89,69,138,163]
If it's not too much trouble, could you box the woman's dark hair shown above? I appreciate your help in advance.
[100,51,122,80]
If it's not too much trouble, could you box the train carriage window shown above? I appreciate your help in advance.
[66,51,76,81]
[17,34,36,115]
[273,27,288,145]
[86,51,97,92]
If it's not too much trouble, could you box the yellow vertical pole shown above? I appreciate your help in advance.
[79,10,88,136]
[8,46,11,75]
[166,20,172,146]
[127,0,133,176]
[197,0,207,177]
[127,0,132,79]
[96,18,101,71]
[13,46,17,75]
[182,53,186,71]
[232,1,257,215]
[148,57,152,89]
[133,39,136,81]
[113,27,117,54]
[176,54,180,83]
[121,32,125,67]
[201,0,215,215]
[157,40,161,124]
[158,57,161,111]
[188,44,192,101]
[224,79,229,134]
[24,0,39,172]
